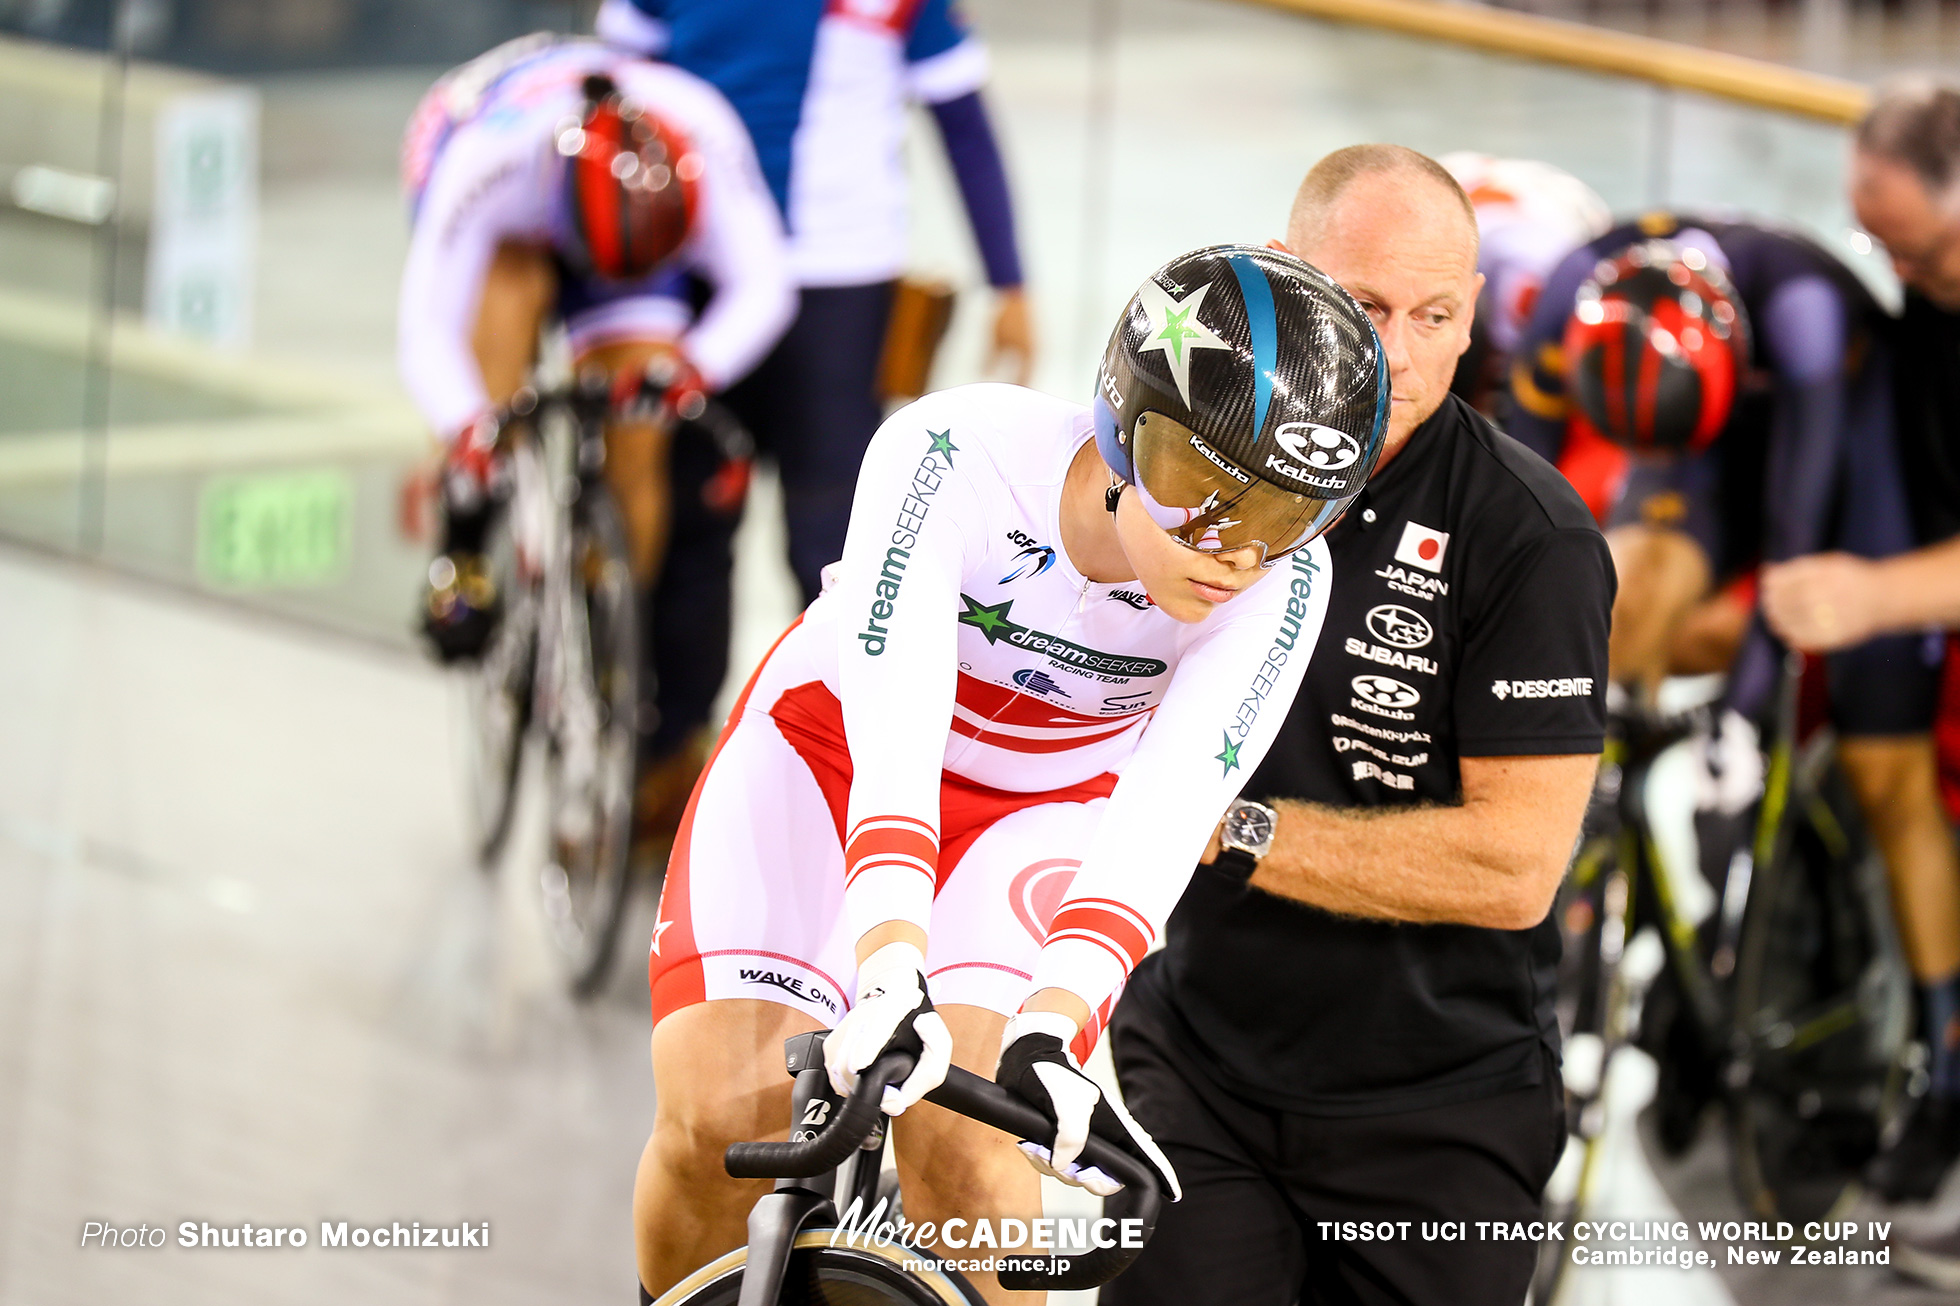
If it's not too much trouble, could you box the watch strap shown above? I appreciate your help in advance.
[1213,847,1258,881]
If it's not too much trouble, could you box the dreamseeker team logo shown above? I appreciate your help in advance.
[1216,549,1322,777]
[958,596,1169,678]
[858,429,958,656]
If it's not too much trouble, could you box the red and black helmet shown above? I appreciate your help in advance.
[1562,240,1749,454]
[558,73,701,281]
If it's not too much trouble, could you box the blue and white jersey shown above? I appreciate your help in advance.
[596,0,991,287]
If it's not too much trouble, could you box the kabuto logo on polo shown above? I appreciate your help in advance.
[1351,674,1420,710]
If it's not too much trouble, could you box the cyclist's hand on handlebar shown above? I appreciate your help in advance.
[995,1011,1181,1201]
[613,350,709,423]
[826,942,953,1116]
[442,411,502,508]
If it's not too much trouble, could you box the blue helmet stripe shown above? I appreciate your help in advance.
[1225,252,1277,446]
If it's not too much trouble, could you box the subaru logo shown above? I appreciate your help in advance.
[1364,604,1433,650]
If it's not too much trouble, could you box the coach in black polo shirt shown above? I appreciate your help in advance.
[1104,145,1614,1306]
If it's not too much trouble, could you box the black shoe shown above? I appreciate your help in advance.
[421,552,501,663]
[1895,1219,1960,1290]
[1868,1095,1960,1203]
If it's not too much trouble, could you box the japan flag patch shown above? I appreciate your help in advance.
[1394,521,1451,573]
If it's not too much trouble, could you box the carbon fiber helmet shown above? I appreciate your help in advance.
[1094,245,1388,563]
[1563,240,1749,453]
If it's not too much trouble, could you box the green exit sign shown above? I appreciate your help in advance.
[198,469,351,589]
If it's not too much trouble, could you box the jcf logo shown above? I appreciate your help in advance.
[1000,530,1057,583]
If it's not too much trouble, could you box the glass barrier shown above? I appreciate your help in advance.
[0,0,1887,657]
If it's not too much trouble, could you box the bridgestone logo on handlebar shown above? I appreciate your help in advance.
[830,1196,1145,1253]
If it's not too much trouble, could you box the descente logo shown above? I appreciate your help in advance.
[1491,677,1595,700]
[859,430,958,656]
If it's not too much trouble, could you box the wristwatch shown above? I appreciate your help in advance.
[1215,800,1279,880]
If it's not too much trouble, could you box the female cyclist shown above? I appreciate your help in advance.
[633,244,1389,1305]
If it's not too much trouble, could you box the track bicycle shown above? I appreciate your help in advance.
[653,1030,1164,1305]
[460,375,752,997]
[1536,657,1911,1300]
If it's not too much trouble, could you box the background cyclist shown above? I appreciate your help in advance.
[397,37,793,735]
[1438,152,1611,414]
[595,0,1034,837]
[1506,212,1959,1195]
[630,246,1387,1304]
[1759,81,1960,1259]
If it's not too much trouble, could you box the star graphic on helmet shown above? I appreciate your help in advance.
[958,595,1019,642]
[1215,730,1243,777]
[1137,280,1231,407]
[926,429,958,465]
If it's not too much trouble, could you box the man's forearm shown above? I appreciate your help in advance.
[1243,754,1597,931]
[1873,537,1960,632]
[1248,801,1544,928]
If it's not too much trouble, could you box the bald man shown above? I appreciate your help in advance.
[1103,145,1613,1306]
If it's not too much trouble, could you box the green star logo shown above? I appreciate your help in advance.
[957,595,1018,643]
[1136,280,1230,407]
[1156,305,1198,364]
[926,429,958,465]
[1215,730,1243,777]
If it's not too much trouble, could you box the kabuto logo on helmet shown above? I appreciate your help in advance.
[1091,245,1390,565]
[1274,422,1363,472]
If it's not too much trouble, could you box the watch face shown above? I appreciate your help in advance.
[1227,803,1276,855]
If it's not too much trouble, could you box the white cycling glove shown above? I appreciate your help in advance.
[825,941,953,1116]
[994,1011,1182,1201]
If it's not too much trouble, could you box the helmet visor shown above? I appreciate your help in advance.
[1129,410,1346,566]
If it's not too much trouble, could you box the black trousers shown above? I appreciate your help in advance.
[721,281,897,604]
[642,281,895,757]
[1102,997,1564,1306]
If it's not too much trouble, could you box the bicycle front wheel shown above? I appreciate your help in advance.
[1728,746,1910,1221]
[463,444,544,866]
[655,1230,983,1306]
[538,483,641,998]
